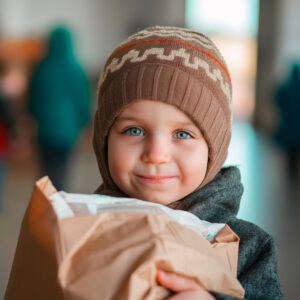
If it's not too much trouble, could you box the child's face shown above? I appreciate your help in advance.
[107,100,209,205]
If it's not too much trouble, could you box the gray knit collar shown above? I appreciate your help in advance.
[169,166,243,223]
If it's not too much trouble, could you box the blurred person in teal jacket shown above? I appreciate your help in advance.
[29,26,91,190]
[273,63,300,183]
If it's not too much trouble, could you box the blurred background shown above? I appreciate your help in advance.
[0,0,300,298]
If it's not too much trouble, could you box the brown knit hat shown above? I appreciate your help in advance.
[93,26,232,195]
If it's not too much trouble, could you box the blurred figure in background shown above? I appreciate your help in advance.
[273,63,300,185]
[29,26,91,190]
[0,62,26,210]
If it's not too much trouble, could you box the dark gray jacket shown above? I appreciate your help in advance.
[177,166,283,300]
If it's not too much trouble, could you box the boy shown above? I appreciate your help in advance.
[92,26,282,299]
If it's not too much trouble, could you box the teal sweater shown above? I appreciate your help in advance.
[177,166,283,300]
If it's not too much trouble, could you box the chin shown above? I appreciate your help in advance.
[138,192,176,206]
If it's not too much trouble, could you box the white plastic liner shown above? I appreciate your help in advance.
[49,192,225,242]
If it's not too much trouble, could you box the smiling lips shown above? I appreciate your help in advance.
[136,175,176,184]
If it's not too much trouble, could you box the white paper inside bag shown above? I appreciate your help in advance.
[49,192,225,242]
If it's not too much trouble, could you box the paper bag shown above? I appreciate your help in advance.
[5,177,245,300]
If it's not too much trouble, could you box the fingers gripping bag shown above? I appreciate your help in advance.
[5,177,245,300]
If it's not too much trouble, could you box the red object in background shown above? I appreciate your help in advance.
[0,121,10,158]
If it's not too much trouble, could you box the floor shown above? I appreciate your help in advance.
[0,121,299,299]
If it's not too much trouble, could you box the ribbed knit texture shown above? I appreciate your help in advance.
[179,166,283,299]
[93,26,232,193]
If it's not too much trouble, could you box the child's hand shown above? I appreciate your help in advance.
[156,270,216,300]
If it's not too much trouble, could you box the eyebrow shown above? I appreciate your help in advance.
[116,116,144,123]
[116,115,197,128]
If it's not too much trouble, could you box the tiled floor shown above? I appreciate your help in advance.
[0,121,299,299]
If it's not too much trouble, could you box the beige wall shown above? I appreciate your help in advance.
[255,0,300,133]
[0,0,185,73]
[275,0,300,78]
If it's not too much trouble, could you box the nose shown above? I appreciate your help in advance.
[141,135,171,164]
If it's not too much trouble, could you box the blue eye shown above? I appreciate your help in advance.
[174,131,192,139]
[124,127,144,136]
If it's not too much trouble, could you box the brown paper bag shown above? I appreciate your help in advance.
[5,177,245,300]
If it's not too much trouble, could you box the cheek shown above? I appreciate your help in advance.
[108,135,136,181]
[179,143,208,185]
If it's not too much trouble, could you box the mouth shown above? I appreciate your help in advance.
[136,175,177,184]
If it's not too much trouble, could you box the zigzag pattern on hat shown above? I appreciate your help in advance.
[118,27,225,66]
[100,47,231,102]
